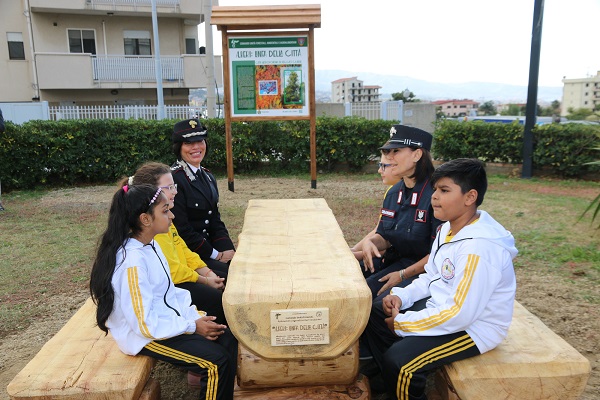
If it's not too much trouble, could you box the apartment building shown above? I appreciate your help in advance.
[331,77,381,103]
[432,99,479,117]
[1,0,222,106]
[561,71,600,116]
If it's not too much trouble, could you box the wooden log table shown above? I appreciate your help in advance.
[224,198,372,394]
[223,198,372,361]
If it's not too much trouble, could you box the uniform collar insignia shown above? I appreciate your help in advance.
[176,159,196,182]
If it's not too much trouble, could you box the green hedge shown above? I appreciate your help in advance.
[0,117,390,191]
[1,118,598,191]
[434,120,600,177]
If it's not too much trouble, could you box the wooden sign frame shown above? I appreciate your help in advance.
[211,5,321,191]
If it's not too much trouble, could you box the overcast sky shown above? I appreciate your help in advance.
[204,0,599,87]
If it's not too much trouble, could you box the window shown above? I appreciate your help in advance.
[124,30,151,55]
[7,32,25,60]
[185,38,196,54]
[68,29,96,54]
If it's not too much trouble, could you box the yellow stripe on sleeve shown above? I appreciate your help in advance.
[395,254,480,332]
[127,267,152,338]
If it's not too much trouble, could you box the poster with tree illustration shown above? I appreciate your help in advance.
[282,68,304,105]
[228,35,309,117]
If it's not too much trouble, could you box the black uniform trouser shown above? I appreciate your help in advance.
[361,300,481,400]
[176,282,226,325]
[138,330,237,400]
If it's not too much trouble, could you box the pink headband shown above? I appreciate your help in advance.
[122,185,129,193]
[148,187,162,207]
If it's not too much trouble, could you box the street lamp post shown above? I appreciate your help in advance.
[151,0,165,119]
[522,0,545,178]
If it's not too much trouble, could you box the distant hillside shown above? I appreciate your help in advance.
[316,70,562,103]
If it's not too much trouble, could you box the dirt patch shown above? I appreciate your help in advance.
[1,178,598,400]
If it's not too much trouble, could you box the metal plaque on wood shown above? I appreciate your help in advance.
[270,308,329,346]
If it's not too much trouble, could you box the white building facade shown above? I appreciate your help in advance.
[331,77,381,103]
[0,0,222,106]
[562,71,600,116]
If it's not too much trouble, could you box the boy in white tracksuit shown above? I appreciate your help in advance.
[361,158,518,400]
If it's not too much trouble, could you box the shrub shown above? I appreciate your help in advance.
[433,119,600,177]
[1,118,598,191]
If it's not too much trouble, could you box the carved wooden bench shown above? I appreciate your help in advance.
[7,298,159,400]
[434,301,590,400]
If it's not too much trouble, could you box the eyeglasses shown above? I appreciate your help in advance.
[378,163,393,171]
[159,184,178,193]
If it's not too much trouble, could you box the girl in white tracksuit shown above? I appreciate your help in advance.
[361,158,518,400]
[90,184,236,400]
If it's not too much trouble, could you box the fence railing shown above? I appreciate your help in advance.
[92,56,183,84]
[46,102,399,122]
[49,105,212,121]
[87,0,180,6]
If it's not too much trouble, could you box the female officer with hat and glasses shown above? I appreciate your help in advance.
[170,119,235,278]
[359,125,443,300]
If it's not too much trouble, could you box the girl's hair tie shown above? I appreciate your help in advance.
[122,185,129,193]
[148,187,162,207]
[128,176,134,185]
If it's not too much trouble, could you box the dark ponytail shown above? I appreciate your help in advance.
[89,184,161,333]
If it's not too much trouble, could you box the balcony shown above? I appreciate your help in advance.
[29,0,204,17]
[35,53,222,89]
[93,55,183,83]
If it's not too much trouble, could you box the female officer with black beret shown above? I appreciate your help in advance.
[360,125,443,299]
[170,119,234,277]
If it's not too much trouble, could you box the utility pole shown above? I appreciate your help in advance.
[151,0,165,119]
[522,0,545,178]
[204,0,217,118]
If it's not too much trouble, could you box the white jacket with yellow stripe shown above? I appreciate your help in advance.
[391,210,518,354]
[107,238,203,355]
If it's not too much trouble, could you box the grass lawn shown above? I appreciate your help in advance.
[0,173,598,399]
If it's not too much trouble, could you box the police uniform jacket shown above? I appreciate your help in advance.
[171,160,234,260]
[376,177,442,266]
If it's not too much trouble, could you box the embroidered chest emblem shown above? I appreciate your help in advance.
[381,208,396,218]
[441,258,455,280]
[415,209,427,223]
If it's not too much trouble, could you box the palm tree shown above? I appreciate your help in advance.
[581,148,600,229]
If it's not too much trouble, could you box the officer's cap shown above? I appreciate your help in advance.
[379,125,432,151]
[172,119,207,143]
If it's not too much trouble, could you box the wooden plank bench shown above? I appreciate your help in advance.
[7,298,159,400]
[433,301,591,400]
